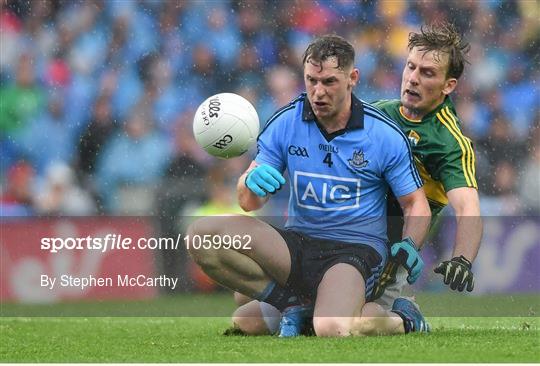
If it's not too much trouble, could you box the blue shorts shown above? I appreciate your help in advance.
[273,227,386,302]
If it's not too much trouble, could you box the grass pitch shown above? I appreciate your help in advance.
[1,293,539,363]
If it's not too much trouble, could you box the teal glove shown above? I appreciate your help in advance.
[390,237,424,284]
[245,164,286,197]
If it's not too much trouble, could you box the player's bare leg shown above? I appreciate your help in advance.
[231,300,268,335]
[234,292,253,306]
[187,214,297,309]
[312,263,366,337]
[355,267,430,335]
[231,299,280,335]
[230,299,406,336]
[311,263,411,337]
[230,292,281,335]
[352,302,405,335]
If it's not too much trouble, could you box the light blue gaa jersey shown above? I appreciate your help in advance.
[255,93,423,259]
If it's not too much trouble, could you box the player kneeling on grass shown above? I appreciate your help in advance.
[230,22,482,337]
[187,34,431,337]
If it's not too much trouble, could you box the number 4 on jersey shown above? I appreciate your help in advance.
[323,152,333,167]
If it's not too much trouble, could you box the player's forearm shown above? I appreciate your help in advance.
[390,190,430,284]
[447,187,482,262]
[452,207,482,262]
[237,172,268,211]
[401,196,431,249]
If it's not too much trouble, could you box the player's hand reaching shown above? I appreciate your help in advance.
[245,164,286,197]
[390,237,424,284]
[434,255,474,292]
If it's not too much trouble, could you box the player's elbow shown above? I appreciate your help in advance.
[447,187,481,217]
[455,199,481,217]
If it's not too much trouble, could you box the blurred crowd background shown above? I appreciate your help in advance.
[1,0,539,219]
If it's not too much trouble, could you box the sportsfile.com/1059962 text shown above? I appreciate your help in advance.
[40,234,252,253]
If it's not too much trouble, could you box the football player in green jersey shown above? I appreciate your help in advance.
[228,22,481,336]
[356,21,482,335]
[371,21,481,300]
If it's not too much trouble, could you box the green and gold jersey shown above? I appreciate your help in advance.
[373,97,478,217]
[370,97,478,301]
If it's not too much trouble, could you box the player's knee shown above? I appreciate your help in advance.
[185,215,237,246]
[232,305,269,335]
[231,308,250,333]
[313,317,352,337]
[186,216,212,242]
[231,315,261,335]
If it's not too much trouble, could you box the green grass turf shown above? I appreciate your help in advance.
[2,292,538,317]
[1,294,539,363]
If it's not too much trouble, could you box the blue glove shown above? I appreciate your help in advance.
[390,237,424,284]
[245,164,286,197]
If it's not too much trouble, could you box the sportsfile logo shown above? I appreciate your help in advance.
[294,171,360,211]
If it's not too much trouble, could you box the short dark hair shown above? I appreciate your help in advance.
[302,34,355,71]
[408,22,470,79]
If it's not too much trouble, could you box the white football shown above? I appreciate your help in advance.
[193,93,260,159]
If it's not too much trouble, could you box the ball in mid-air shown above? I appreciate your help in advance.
[193,93,260,159]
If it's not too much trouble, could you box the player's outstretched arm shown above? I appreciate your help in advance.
[390,188,431,284]
[237,161,285,212]
[446,187,482,262]
[434,187,482,292]
[398,187,431,248]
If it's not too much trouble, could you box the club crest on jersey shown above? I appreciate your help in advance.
[408,130,420,146]
[348,149,369,171]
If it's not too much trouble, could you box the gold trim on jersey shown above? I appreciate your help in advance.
[399,106,422,123]
[415,156,448,206]
[444,107,477,184]
[436,107,478,188]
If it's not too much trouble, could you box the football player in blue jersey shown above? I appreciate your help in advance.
[187,35,431,337]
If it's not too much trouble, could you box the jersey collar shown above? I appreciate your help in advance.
[302,93,365,130]
[424,95,456,121]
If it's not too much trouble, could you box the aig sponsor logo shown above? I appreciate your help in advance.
[294,171,360,211]
[288,145,309,157]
